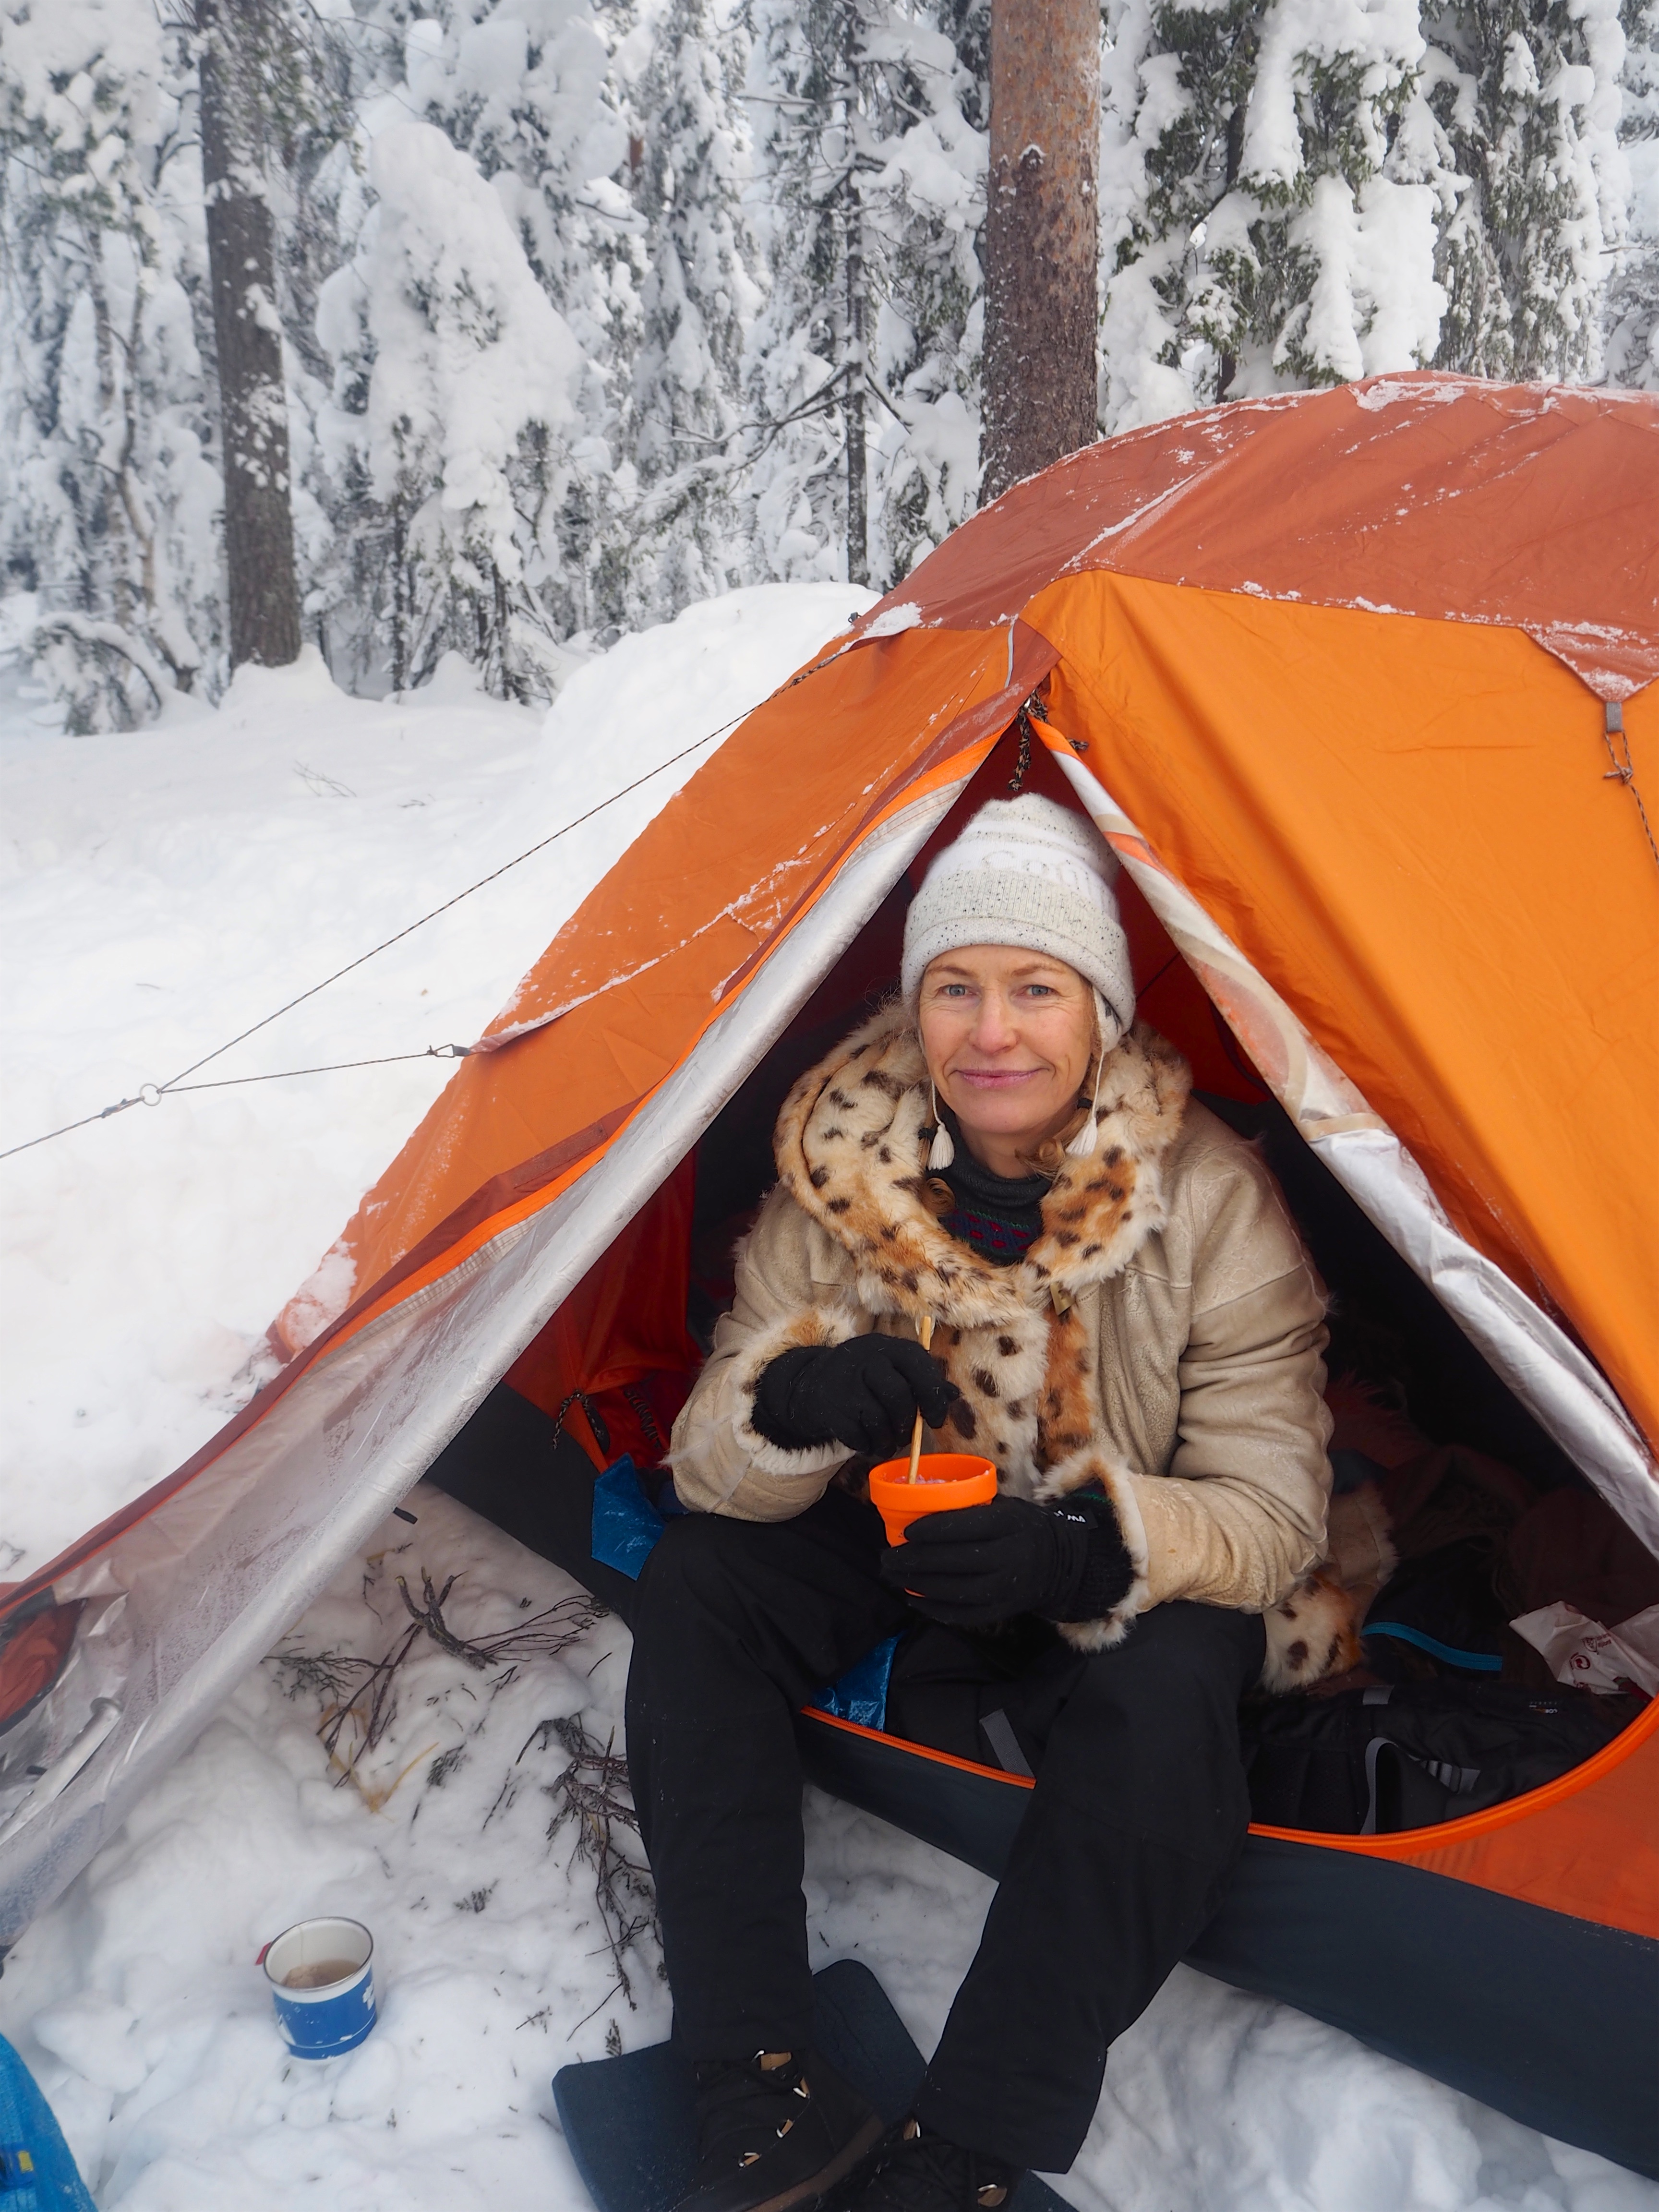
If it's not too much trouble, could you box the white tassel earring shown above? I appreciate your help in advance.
[927,1083,956,1171]
[1065,992,1113,1160]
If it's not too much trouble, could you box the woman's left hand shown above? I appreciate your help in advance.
[878,1491,1133,1626]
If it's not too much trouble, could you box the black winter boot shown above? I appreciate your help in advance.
[849,2117,1022,2212]
[673,2049,885,2212]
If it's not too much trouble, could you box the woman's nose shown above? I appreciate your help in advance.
[971,993,1017,1049]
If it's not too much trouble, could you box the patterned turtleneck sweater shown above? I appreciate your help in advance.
[933,1112,1050,1266]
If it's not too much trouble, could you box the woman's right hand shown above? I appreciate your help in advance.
[752,1336,960,1457]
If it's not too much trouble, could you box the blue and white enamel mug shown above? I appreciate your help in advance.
[258,1916,376,2059]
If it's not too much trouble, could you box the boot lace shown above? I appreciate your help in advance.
[866,2120,1012,2212]
[694,2053,814,2170]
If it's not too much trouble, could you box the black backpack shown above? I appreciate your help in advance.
[1239,1680,1643,1834]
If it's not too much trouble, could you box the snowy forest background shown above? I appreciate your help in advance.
[2,0,1657,733]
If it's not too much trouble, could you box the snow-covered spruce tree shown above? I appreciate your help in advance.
[0,0,222,729]
[1429,0,1628,378]
[1098,0,1456,424]
[742,0,857,584]
[621,0,762,625]
[314,119,586,700]
[231,0,417,690]
[1605,0,1658,384]
[865,0,987,582]
[744,0,986,590]
[399,0,645,652]
[302,0,650,682]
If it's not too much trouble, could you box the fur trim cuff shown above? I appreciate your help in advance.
[1033,1451,1151,1652]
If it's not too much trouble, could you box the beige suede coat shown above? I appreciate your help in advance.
[670,1006,1356,1687]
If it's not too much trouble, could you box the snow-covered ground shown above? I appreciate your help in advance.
[0,580,872,1576]
[2,586,1655,2210]
[3,1487,1651,2212]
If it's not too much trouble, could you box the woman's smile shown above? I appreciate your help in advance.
[951,1065,1048,1088]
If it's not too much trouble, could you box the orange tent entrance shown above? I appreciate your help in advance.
[422,706,1658,2174]
[2,375,1655,2171]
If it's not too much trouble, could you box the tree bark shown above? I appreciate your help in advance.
[844,204,869,588]
[1215,101,1248,400]
[979,0,1100,504]
[840,5,869,589]
[198,0,301,670]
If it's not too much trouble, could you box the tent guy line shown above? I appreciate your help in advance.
[0,1048,487,1162]
[1598,700,1659,870]
[0,673,845,1166]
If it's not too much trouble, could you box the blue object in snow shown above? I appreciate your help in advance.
[0,2030,96,2209]
[589,1461,898,1729]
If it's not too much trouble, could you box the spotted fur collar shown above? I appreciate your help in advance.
[773,1003,1191,1334]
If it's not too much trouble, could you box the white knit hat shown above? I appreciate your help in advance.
[902,793,1135,1034]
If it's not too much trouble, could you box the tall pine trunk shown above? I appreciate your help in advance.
[841,5,869,589]
[844,200,869,588]
[198,0,301,670]
[979,0,1100,503]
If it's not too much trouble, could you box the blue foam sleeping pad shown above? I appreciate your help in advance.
[590,1459,900,1728]
[0,2032,96,2209]
[552,1958,1070,2212]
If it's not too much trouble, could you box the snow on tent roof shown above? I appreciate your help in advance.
[851,375,1659,699]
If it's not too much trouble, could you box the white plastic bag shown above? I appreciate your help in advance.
[1510,1601,1659,1696]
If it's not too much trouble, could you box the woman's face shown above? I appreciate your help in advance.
[919,946,1098,1162]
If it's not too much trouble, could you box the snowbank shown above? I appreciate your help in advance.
[0,582,871,1576]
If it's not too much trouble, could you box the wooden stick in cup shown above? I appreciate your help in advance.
[907,1314,935,1483]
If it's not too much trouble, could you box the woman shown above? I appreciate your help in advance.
[626,793,1342,2212]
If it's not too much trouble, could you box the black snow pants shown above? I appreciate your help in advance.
[625,1481,1266,2173]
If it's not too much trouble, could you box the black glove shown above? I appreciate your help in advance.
[878,1490,1134,1627]
[752,1336,960,1458]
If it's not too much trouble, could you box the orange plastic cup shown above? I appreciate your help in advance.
[867,1454,998,1546]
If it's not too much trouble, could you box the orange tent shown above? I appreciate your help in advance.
[3,374,1655,2168]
